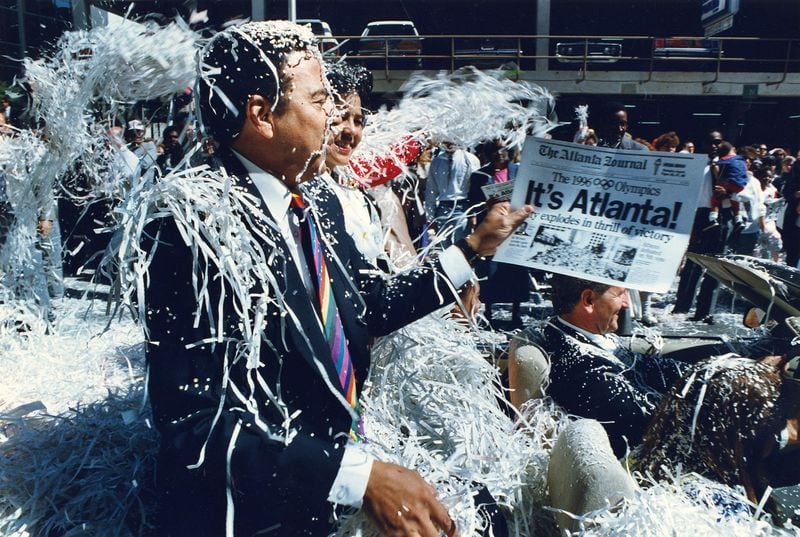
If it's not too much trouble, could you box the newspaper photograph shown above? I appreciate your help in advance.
[493,137,707,292]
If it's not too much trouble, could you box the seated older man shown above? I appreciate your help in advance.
[511,274,691,457]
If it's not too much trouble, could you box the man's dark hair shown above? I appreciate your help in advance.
[324,61,373,109]
[162,125,180,140]
[751,159,768,179]
[717,140,734,157]
[196,21,318,146]
[704,131,723,157]
[739,145,757,161]
[605,101,625,117]
[550,274,611,316]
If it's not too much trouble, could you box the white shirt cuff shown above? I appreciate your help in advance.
[439,245,474,289]
[777,426,791,450]
[327,443,374,508]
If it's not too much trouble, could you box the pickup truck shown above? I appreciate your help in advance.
[356,20,423,68]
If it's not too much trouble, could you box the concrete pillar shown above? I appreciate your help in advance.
[251,0,266,21]
[16,0,26,57]
[535,0,551,73]
[70,0,90,30]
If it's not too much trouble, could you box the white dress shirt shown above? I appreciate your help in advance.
[734,172,766,234]
[556,316,627,367]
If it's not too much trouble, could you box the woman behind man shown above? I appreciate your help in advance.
[324,61,418,267]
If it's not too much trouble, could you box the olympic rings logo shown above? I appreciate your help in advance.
[593,178,615,190]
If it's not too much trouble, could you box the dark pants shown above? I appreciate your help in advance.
[692,208,732,320]
[731,230,759,257]
[433,199,470,249]
[784,224,800,268]
[674,208,713,313]
[474,486,509,537]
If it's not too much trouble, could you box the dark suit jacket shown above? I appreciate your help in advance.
[144,152,459,536]
[600,133,648,151]
[530,318,687,457]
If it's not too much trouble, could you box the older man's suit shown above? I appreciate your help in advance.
[145,152,459,535]
[531,318,687,457]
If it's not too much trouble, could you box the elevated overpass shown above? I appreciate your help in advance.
[331,33,800,145]
[336,34,800,98]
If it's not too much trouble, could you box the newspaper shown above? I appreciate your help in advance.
[481,181,515,202]
[764,196,786,223]
[493,137,707,292]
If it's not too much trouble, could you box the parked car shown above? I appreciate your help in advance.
[296,19,340,56]
[454,37,522,68]
[555,39,622,63]
[356,20,423,68]
[653,38,722,58]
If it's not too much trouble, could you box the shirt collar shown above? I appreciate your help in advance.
[556,316,620,352]
[232,149,291,221]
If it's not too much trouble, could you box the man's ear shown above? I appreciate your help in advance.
[580,288,595,309]
[243,94,275,139]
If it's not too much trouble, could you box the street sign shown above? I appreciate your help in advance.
[704,14,734,37]
[702,0,739,36]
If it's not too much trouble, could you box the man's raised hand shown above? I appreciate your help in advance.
[466,202,534,258]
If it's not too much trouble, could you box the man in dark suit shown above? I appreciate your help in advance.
[597,103,648,152]
[513,274,687,457]
[143,21,531,536]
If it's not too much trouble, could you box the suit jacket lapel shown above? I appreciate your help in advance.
[299,179,372,377]
[217,153,344,391]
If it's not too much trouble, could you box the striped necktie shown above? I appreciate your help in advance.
[291,193,362,441]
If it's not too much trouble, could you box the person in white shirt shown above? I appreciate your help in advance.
[729,151,767,255]
[425,143,480,248]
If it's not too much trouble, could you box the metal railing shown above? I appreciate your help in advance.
[326,34,800,80]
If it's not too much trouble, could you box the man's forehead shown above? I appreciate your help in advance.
[284,53,326,88]
[604,286,627,296]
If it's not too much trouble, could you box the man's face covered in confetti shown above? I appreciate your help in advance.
[268,50,334,183]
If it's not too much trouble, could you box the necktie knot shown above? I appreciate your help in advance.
[290,192,305,209]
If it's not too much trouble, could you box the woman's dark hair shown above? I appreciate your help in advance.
[751,159,769,179]
[324,61,373,108]
[636,357,788,504]
[653,131,680,151]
